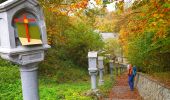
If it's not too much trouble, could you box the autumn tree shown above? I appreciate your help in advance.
[38,0,104,72]
[118,0,170,73]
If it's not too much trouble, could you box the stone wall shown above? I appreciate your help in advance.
[135,72,170,100]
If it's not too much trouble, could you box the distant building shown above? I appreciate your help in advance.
[100,32,118,41]
[124,0,136,9]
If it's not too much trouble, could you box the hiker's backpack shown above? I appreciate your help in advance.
[132,67,137,76]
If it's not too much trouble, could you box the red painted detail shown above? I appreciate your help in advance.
[14,14,36,43]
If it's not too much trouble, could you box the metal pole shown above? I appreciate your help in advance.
[99,69,104,85]
[116,64,118,76]
[91,73,97,89]
[20,63,39,100]
[98,56,104,86]
[109,60,114,80]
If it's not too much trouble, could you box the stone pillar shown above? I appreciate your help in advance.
[98,56,104,86]
[20,63,39,100]
[109,60,114,80]
[120,64,122,74]
[115,63,118,76]
[88,51,98,90]
[89,72,98,90]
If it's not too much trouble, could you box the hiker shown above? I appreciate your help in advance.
[128,64,134,91]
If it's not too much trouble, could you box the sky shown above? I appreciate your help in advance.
[106,2,116,12]
[88,0,135,12]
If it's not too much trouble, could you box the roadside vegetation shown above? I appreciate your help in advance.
[114,0,170,86]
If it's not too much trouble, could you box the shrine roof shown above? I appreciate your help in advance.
[88,51,98,58]
[0,0,38,12]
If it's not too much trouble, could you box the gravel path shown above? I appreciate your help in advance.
[107,72,142,100]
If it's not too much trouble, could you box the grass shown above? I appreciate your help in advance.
[0,65,92,100]
[0,59,115,100]
[40,81,92,100]
[98,67,123,98]
[98,75,114,98]
[0,60,22,100]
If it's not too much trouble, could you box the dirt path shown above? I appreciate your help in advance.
[107,72,142,100]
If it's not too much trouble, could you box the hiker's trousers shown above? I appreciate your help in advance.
[128,75,134,91]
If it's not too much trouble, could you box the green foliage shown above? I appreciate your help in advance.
[115,0,124,14]
[0,59,91,99]
[40,81,92,100]
[151,72,170,85]
[0,65,92,100]
[132,0,149,9]
[38,1,104,97]
[98,75,114,97]
[42,20,103,68]
[104,38,121,59]
[39,0,104,77]
[119,0,170,73]
[39,48,90,82]
[39,17,104,80]
[63,22,104,66]
[0,59,22,100]
[123,0,170,73]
